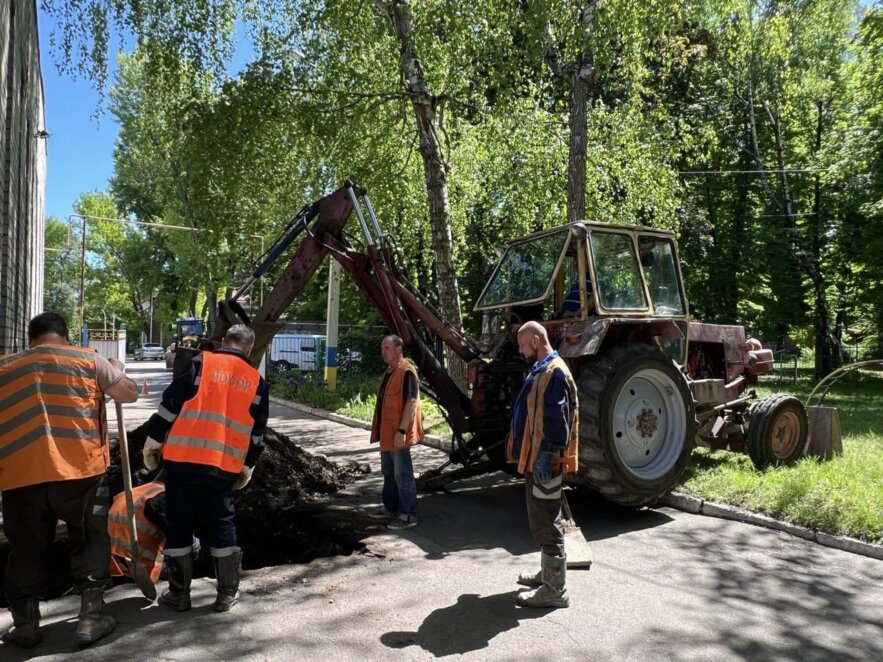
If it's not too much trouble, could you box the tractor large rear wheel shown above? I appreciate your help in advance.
[577,342,696,506]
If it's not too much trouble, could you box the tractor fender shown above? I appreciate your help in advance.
[557,318,684,358]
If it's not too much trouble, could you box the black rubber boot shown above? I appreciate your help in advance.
[2,598,42,648]
[75,587,116,646]
[160,553,192,612]
[212,549,242,613]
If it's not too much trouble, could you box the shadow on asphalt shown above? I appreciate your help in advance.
[394,472,676,561]
[623,519,883,662]
[380,590,546,656]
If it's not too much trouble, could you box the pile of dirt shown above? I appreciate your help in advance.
[110,423,366,569]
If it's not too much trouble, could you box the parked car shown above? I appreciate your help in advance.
[133,343,166,361]
[269,334,326,372]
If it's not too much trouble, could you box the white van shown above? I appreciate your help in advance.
[269,334,326,372]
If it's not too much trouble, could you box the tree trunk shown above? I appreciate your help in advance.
[765,101,834,378]
[722,143,752,324]
[546,2,597,224]
[567,65,590,224]
[376,0,465,386]
[189,290,199,317]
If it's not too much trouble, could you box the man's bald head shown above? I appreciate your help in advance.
[516,321,552,363]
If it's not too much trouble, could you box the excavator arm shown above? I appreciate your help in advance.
[202,181,478,442]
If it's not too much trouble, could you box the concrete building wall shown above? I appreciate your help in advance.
[0,0,46,354]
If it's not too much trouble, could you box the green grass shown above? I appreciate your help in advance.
[678,374,883,544]
[271,367,883,543]
[269,369,450,436]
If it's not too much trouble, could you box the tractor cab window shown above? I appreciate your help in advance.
[176,319,205,336]
[589,232,647,311]
[638,236,685,317]
[475,229,570,310]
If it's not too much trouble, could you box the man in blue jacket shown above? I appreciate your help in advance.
[507,321,579,609]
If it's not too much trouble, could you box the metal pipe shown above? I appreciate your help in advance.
[346,186,374,246]
[363,195,384,242]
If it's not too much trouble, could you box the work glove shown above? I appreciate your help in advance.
[234,465,254,490]
[532,450,554,485]
[142,437,163,471]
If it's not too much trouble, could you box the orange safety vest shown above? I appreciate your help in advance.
[372,359,424,452]
[163,351,259,474]
[0,345,108,491]
[108,481,165,583]
[505,356,579,475]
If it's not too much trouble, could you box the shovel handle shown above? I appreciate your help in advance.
[114,402,142,564]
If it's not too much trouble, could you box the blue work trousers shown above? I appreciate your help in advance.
[164,473,237,553]
[380,448,418,517]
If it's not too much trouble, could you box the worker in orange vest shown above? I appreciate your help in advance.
[507,321,578,609]
[0,313,138,648]
[368,334,423,530]
[108,481,166,584]
[141,324,269,613]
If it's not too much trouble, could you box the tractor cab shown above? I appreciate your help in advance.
[474,222,690,362]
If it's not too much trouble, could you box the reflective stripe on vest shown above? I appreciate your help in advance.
[0,346,107,491]
[162,352,259,474]
[108,482,165,583]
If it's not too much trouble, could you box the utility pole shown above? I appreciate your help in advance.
[77,215,87,344]
[149,292,154,343]
[324,259,341,391]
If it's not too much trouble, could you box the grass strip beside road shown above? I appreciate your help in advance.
[271,369,883,544]
[678,376,883,544]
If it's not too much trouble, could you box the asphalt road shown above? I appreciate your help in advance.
[2,360,881,661]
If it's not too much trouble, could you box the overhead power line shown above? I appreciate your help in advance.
[678,169,814,175]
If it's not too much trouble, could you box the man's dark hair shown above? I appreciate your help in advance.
[28,312,69,341]
[383,334,404,349]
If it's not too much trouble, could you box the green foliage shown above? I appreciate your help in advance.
[43,217,79,327]
[680,376,883,542]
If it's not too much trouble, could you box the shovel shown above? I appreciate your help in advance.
[115,401,158,600]
[562,491,593,569]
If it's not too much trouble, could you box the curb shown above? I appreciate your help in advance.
[659,491,883,561]
[269,394,453,453]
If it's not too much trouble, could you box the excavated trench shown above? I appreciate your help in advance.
[0,425,368,606]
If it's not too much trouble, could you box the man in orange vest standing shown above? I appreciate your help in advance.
[507,321,578,609]
[141,324,268,613]
[0,312,138,648]
[368,334,423,530]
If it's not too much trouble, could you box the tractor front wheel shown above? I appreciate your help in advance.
[746,394,808,468]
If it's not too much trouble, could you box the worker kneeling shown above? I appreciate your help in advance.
[142,325,269,613]
[108,481,166,585]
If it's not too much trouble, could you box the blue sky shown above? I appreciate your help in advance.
[38,8,120,222]
[37,9,257,223]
